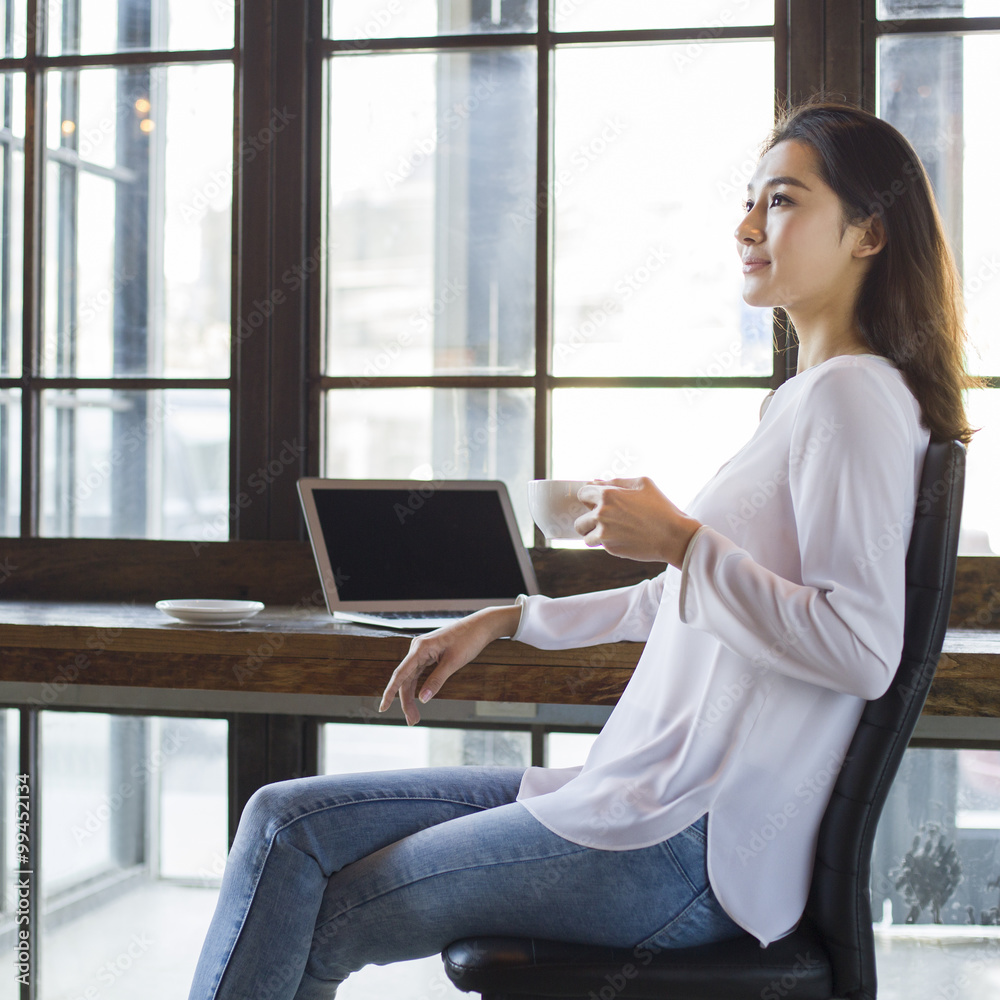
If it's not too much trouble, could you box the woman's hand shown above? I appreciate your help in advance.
[575,477,701,567]
[379,604,522,726]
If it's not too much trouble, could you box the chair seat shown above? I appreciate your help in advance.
[442,923,833,999]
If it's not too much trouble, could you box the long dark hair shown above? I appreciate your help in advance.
[764,101,976,444]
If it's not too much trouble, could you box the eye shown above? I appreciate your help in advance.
[769,192,792,207]
[742,199,754,213]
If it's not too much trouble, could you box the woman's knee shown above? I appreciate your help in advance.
[237,776,319,846]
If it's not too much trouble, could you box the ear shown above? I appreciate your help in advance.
[852,214,887,259]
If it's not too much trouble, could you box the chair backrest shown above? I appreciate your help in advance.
[805,439,965,1000]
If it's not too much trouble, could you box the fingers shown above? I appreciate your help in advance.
[398,677,422,727]
[416,655,465,706]
[379,638,437,725]
[379,628,461,726]
[575,480,629,544]
[577,482,602,507]
[378,607,514,725]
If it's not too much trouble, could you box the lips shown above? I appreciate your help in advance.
[742,257,770,274]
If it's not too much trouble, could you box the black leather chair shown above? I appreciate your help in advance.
[442,439,965,1000]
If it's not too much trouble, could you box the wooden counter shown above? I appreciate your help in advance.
[2,600,999,717]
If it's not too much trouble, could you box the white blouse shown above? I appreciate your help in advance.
[512,354,929,946]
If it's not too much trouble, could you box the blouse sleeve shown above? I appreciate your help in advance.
[678,363,923,700]
[512,574,666,649]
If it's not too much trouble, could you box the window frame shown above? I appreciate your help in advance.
[3,11,1000,994]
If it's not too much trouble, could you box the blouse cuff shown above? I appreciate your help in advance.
[509,594,531,642]
[678,524,713,624]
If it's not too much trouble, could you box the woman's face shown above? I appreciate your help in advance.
[735,139,871,316]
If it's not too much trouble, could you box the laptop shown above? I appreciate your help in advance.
[297,478,539,629]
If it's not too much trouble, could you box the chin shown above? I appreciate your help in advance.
[741,288,774,308]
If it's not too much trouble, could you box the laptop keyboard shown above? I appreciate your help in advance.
[368,610,470,620]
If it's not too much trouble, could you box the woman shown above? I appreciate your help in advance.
[188,102,974,1000]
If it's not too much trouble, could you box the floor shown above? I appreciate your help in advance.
[3,881,466,1000]
[2,881,1000,999]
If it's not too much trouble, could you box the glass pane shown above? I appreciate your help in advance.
[48,0,235,55]
[553,0,773,31]
[553,388,766,513]
[322,722,530,772]
[325,387,534,543]
[0,710,21,1000]
[325,50,536,376]
[879,33,1000,378]
[42,713,121,890]
[43,63,233,379]
[870,748,1000,999]
[0,387,19,536]
[157,718,228,880]
[878,34,1000,551]
[552,41,774,377]
[40,388,229,540]
[879,0,1000,19]
[960,388,1000,554]
[546,731,597,768]
[1,73,25,378]
[328,0,538,38]
[40,714,225,1000]
[962,35,1000,377]
[1,2,28,59]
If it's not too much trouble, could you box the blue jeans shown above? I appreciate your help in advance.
[187,766,742,1000]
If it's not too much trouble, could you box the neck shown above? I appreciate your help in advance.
[787,306,870,374]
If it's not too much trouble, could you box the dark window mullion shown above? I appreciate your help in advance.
[231,0,275,541]
[1,72,11,374]
[34,377,231,390]
[19,0,44,537]
[323,24,776,55]
[319,375,775,390]
[773,0,791,386]
[112,2,154,538]
[306,0,326,495]
[862,0,878,112]
[268,0,309,540]
[874,15,1000,34]
[534,2,551,548]
[0,47,237,72]
[53,9,81,534]
[0,58,12,522]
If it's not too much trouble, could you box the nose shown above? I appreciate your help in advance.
[734,210,763,246]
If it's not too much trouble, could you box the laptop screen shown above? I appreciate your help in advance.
[307,484,533,603]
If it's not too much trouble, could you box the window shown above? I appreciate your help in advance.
[0,709,227,1000]
[320,2,777,542]
[0,0,234,540]
[871,745,1000,995]
[0,1,997,554]
[321,720,531,771]
[873,1,1000,552]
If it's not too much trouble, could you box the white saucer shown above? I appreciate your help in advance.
[155,599,265,625]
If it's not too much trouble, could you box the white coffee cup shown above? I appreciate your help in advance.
[527,479,591,540]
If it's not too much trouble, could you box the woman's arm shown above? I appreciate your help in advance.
[680,363,924,700]
[513,575,665,649]
[380,574,668,724]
